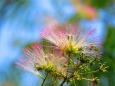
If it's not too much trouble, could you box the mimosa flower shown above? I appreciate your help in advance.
[15,43,67,78]
[41,23,101,55]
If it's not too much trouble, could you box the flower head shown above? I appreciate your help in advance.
[15,43,67,78]
[41,23,101,55]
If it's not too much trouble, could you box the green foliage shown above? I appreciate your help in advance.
[35,39,108,86]
[84,0,114,8]
[100,27,115,86]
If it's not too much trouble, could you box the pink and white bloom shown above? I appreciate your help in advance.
[15,43,67,78]
[41,23,101,55]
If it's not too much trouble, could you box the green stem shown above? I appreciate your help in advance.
[60,57,69,86]
[60,77,67,86]
[60,53,73,86]
[82,78,92,81]
[51,77,57,86]
[87,70,99,74]
[38,74,44,79]
[41,73,48,86]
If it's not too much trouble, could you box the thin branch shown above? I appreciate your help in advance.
[41,72,48,86]
[60,77,67,86]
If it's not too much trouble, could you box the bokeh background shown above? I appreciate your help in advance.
[0,0,115,86]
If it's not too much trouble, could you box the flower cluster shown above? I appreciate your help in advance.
[16,43,67,78]
[41,24,100,55]
[16,23,108,86]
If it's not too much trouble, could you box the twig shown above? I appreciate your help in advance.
[41,72,48,86]
[60,77,67,86]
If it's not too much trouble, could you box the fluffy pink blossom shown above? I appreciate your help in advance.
[15,43,67,78]
[41,23,101,55]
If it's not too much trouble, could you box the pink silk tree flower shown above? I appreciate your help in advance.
[15,43,67,78]
[41,23,101,55]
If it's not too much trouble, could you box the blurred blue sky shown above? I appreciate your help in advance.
[0,0,75,69]
[0,1,75,86]
[0,0,115,86]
